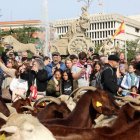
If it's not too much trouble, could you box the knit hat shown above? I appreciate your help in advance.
[108,55,120,62]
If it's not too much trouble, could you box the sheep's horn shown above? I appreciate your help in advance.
[20,106,34,111]
[34,96,61,107]
[115,96,140,104]
[129,103,140,110]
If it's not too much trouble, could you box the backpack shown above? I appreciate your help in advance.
[96,66,114,89]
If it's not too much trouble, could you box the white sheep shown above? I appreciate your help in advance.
[0,113,56,140]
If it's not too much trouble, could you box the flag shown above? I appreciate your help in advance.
[112,21,125,38]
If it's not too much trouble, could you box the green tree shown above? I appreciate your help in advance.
[126,39,140,62]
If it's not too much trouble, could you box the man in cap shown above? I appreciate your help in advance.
[45,52,66,80]
[101,54,122,97]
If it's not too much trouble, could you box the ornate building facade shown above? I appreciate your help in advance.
[51,13,140,47]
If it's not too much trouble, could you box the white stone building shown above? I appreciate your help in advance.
[51,13,140,47]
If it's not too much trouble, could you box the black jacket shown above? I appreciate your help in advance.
[101,64,119,96]
[31,69,48,93]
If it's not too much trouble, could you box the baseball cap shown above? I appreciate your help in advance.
[52,52,60,56]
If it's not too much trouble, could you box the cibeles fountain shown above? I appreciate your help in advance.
[41,0,50,57]
[47,1,94,56]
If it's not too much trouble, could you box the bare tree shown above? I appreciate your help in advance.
[77,0,93,8]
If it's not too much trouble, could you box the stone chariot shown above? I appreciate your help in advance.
[50,6,94,55]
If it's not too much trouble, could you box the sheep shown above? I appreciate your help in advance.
[0,113,56,140]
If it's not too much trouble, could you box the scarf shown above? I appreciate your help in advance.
[53,77,59,86]
[129,72,137,86]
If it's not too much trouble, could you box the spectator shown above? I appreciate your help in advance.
[117,63,128,86]
[71,52,92,87]
[131,86,138,94]
[43,56,50,66]
[31,58,48,99]
[121,63,139,96]
[90,61,102,88]
[135,53,140,63]
[87,47,94,59]
[61,69,78,95]
[0,59,17,89]
[119,52,127,63]
[15,62,33,97]
[47,69,62,97]
[65,57,73,70]
[21,51,28,62]
[45,52,66,80]
[100,55,108,65]
[69,54,78,66]
[101,54,122,97]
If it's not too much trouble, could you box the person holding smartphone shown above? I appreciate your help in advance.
[71,52,92,87]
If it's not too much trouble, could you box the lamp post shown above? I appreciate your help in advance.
[42,0,50,56]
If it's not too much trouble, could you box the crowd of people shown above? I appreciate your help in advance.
[0,45,140,101]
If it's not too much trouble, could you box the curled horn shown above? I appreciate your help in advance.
[34,96,61,107]
[69,86,97,101]
[68,87,81,100]
[69,86,96,98]
[115,96,140,104]
[20,106,34,111]
[129,103,140,110]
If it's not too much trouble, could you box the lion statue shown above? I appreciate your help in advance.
[1,35,36,54]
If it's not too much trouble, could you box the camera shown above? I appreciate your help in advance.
[84,64,87,68]
[5,45,13,51]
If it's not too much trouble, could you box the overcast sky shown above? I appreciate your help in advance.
[0,0,140,22]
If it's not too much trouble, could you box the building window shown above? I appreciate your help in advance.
[95,32,96,38]
[100,31,102,38]
[111,21,113,28]
[111,30,114,36]
[103,31,105,38]
[114,22,115,28]
[90,32,92,38]
[100,23,102,29]
[106,22,107,28]
[97,32,99,38]
[95,23,96,30]
[97,23,99,29]
[135,28,139,33]
[103,23,105,29]
[106,31,108,37]
[90,24,92,30]
[108,22,110,28]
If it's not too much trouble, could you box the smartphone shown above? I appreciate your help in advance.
[84,64,87,68]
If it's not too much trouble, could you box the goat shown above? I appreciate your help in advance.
[0,96,10,117]
[37,102,71,120]
[42,88,119,128]
[21,96,71,119]
[12,98,31,113]
[46,103,140,140]
[0,113,56,140]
